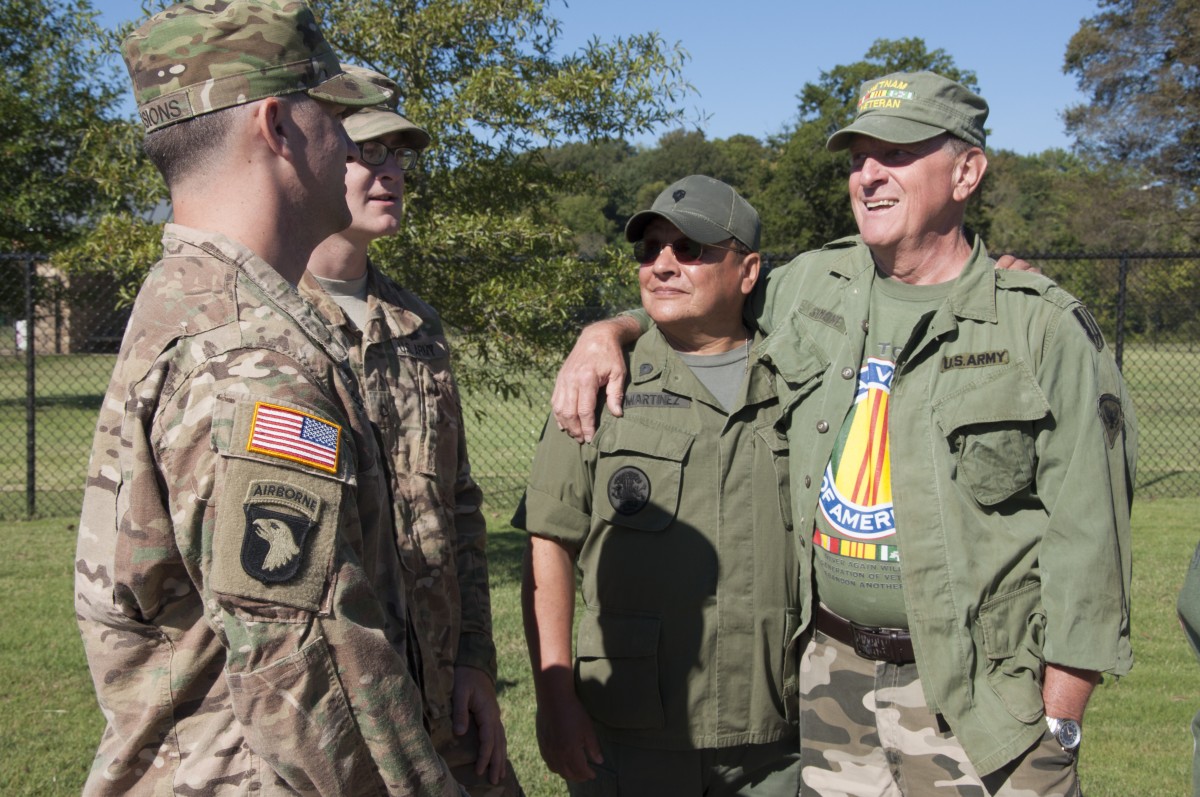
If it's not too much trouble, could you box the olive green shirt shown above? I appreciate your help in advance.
[515,327,799,750]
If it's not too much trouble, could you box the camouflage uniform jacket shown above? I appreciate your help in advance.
[75,225,461,797]
[300,263,495,726]
[515,327,799,750]
[755,234,1136,776]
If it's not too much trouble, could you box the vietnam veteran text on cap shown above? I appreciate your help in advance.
[122,0,391,133]
[625,175,761,252]
[826,71,988,152]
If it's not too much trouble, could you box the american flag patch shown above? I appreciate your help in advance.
[247,402,341,473]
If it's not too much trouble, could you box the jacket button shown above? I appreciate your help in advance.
[861,319,870,332]
[841,367,855,380]
[816,420,829,433]
[804,475,812,488]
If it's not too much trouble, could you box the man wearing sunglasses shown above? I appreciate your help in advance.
[548,72,1135,796]
[515,176,802,796]
[301,66,523,797]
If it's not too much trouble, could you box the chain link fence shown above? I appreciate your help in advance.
[1,251,1195,520]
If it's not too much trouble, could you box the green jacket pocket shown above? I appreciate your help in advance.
[979,582,1046,724]
[575,609,664,729]
[933,362,1049,506]
[594,421,693,532]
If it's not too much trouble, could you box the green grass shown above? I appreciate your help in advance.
[3,498,1197,795]
[1120,343,1200,497]
[1,341,1196,521]
[0,353,114,519]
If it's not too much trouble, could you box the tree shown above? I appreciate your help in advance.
[1064,0,1200,207]
[55,0,691,395]
[758,38,978,253]
[308,0,692,393]
[0,0,134,253]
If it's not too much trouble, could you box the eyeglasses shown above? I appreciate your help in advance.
[355,140,421,170]
[632,237,746,265]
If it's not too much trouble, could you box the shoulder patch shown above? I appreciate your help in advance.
[1097,394,1124,449]
[242,508,314,583]
[1072,306,1105,351]
[246,401,341,473]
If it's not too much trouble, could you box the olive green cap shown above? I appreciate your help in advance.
[625,175,760,251]
[122,0,392,133]
[339,65,431,150]
[826,70,988,151]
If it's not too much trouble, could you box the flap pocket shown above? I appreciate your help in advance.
[762,316,829,409]
[575,609,664,730]
[594,421,693,532]
[979,582,1042,660]
[932,363,1049,506]
[979,582,1046,724]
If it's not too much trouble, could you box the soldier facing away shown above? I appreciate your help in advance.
[75,2,463,794]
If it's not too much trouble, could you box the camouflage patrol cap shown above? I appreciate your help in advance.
[340,65,432,150]
[826,70,989,151]
[625,175,761,251]
[122,0,392,134]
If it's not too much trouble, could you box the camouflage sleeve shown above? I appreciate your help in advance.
[450,390,498,679]
[77,347,460,796]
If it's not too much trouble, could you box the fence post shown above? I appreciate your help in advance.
[1115,253,1128,370]
[24,256,36,518]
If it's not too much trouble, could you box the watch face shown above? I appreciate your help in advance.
[1055,718,1082,750]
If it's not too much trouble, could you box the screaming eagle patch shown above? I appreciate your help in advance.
[1097,394,1124,449]
[608,466,651,515]
[240,481,323,584]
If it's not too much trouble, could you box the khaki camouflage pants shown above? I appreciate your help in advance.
[567,732,802,797]
[431,715,525,797]
[800,630,1080,797]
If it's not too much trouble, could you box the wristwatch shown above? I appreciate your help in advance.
[1046,716,1082,753]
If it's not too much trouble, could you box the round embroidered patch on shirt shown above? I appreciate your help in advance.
[608,466,651,515]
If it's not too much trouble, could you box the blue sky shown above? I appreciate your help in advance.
[93,0,1100,155]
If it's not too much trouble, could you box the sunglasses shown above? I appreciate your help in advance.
[355,141,421,170]
[632,237,746,265]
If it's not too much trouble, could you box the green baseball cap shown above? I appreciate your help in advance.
[625,175,760,251]
[339,65,431,150]
[826,70,988,152]
[122,0,392,134]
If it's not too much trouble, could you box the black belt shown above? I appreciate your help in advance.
[816,604,915,664]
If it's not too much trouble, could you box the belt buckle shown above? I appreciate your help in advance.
[851,624,895,662]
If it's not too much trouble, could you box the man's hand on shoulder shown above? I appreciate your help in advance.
[551,317,639,443]
[995,254,1041,274]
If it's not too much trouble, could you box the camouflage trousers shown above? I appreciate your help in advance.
[431,715,525,797]
[800,630,1080,797]
[567,732,802,797]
